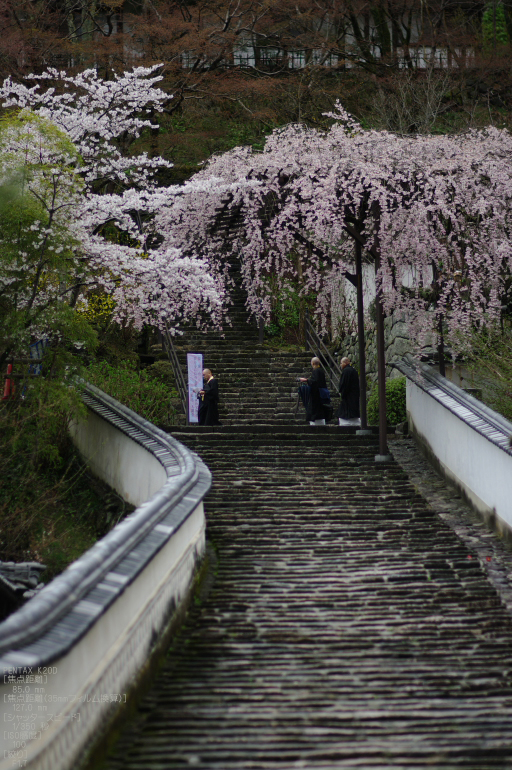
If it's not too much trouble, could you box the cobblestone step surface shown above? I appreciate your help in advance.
[101,431,512,770]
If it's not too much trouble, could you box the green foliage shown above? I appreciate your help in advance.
[0,115,110,579]
[86,359,177,426]
[264,322,281,339]
[482,2,509,48]
[0,113,96,371]
[0,380,124,579]
[465,327,512,421]
[17,380,85,467]
[367,376,407,426]
[0,114,82,262]
[0,354,176,577]
[2,343,94,465]
[264,278,316,346]
[144,359,180,395]
[276,281,302,328]
[152,110,274,173]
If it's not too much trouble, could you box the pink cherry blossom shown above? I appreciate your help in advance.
[0,66,230,336]
[161,101,512,355]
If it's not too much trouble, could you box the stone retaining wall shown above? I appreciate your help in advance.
[337,311,417,382]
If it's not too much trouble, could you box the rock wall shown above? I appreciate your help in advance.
[336,311,424,383]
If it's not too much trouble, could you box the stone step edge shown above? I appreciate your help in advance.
[168,425,382,435]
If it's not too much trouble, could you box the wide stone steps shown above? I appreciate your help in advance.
[103,430,512,770]
[168,280,327,425]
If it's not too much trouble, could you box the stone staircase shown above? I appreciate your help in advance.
[172,271,338,426]
[98,264,512,769]
[98,260,512,770]
[103,428,512,770]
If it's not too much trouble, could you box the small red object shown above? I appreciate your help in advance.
[2,364,12,400]
[467,555,473,559]
[486,556,492,562]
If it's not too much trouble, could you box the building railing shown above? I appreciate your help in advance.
[304,310,342,392]
[162,326,188,422]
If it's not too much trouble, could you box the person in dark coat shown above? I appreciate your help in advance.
[299,357,328,425]
[198,368,221,426]
[338,357,361,426]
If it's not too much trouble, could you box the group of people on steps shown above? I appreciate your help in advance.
[299,356,360,427]
[196,356,361,428]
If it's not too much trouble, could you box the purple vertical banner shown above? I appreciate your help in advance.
[187,352,204,424]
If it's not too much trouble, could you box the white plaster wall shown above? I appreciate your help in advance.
[0,403,207,770]
[406,379,512,532]
[0,504,205,770]
[69,410,168,507]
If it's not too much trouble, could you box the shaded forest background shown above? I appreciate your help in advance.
[1,0,512,182]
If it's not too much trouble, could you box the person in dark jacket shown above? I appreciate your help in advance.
[198,369,221,426]
[299,357,328,425]
[338,357,360,426]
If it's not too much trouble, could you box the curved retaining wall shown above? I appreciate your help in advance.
[0,383,211,770]
[396,357,512,534]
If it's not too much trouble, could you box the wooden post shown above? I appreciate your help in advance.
[372,202,392,462]
[438,314,446,376]
[304,309,310,352]
[355,239,370,432]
